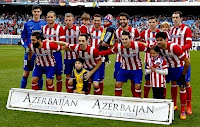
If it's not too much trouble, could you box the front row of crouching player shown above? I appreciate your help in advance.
[28,31,190,119]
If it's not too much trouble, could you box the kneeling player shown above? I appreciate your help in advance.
[28,32,66,91]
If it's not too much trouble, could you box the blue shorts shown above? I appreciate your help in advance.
[64,59,76,75]
[145,63,150,80]
[23,52,36,71]
[166,67,184,85]
[117,69,143,84]
[99,62,105,79]
[186,65,191,82]
[32,65,55,79]
[114,62,121,79]
[86,68,100,82]
[53,51,63,75]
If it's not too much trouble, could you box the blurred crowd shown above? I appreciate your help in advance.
[0,12,200,40]
[0,0,199,3]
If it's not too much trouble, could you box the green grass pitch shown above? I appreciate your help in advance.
[0,45,200,127]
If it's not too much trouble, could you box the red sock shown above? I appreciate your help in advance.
[131,80,135,97]
[171,85,178,106]
[57,80,62,92]
[180,90,187,112]
[186,85,192,107]
[46,83,54,91]
[67,85,73,93]
[94,86,101,95]
[32,83,39,90]
[115,87,122,96]
[87,81,91,94]
[163,86,167,99]
[65,77,70,92]
[144,84,151,98]
[134,89,141,97]
[99,79,104,94]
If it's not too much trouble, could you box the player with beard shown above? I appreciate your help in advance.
[42,11,65,92]
[115,13,140,97]
[20,5,46,90]
[28,32,67,91]
[90,14,104,94]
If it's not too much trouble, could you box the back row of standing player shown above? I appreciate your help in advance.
[20,5,192,119]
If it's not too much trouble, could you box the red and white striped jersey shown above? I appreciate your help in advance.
[169,23,192,58]
[147,55,168,87]
[63,25,79,60]
[100,41,146,70]
[42,23,65,41]
[29,41,61,67]
[90,27,104,48]
[115,26,140,63]
[80,24,90,34]
[68,44,101,69]
[140,28,160,63]
[159,42,186,68]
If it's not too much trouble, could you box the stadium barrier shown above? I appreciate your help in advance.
[7,88,174,125]
[0,35,21,45]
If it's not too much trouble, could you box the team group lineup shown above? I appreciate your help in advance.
[20,5,192,120]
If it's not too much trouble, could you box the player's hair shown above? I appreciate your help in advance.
[150,45,160,53]
[81,13,90,20]
[155,32,167,39]
[160,21,170,28]
[119,12,129,20]
[79,33,89,41]
[75,58,85,65]
[32,5,42,11]
[148,16,157,22]
[173,11,182,18]
[93,14,101,19]
[47,11,56,17]
[65,13,74,18]
[122,31,130,38]
[31,32,42,40]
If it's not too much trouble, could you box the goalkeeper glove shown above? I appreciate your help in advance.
[25,47,30,54]
[178,75,186,88]
[27,60,33,71]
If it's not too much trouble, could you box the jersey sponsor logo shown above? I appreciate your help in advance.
[36,50,48,56]
[44,34,57,38]
[31,30,42,33]
[147,37,156,41]
[171,35,182,38]
[66,35,78,38]
[121,53,137,57]
[78,55,91,60]
[92,36,101,39]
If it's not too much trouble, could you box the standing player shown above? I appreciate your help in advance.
[42,11,65,92]
[140,16,160,98]
[20,5,47,89]
[156,32,190,119]
[115,12,140,97]
[28,32,66,91]
[170,11,192,114]
[90,14,104,94]
[63,13,79,92]
[100,31,146,97]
